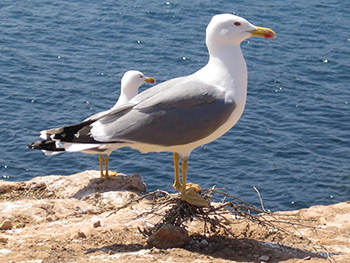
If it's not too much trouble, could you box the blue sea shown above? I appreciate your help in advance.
[0,0,349,212]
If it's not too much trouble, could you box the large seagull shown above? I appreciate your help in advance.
[28,14,276,207]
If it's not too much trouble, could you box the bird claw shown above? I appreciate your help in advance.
[181,187,209,207]
[101,171,121,180]
[172,181,182,191]
[173,182,202,191]
[186,183,202,191]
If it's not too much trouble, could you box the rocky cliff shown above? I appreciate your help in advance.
[0,171,349,262]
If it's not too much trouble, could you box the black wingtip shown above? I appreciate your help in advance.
[27,140,65,152]
[27,141,40,149]
[27,143,34,149]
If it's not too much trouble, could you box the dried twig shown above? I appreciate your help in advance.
[108,187,317,240]
[253,185,266,212]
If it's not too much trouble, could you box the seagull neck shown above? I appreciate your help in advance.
[121,85,138,100]
[114,85,138,107]
[197,45,248,92]
[209,45,246,75]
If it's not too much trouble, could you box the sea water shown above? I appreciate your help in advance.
[0,0,349,212]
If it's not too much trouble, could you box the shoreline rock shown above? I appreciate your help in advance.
[0,171,349,262]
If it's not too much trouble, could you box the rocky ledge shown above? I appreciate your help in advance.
[0,170,349,263]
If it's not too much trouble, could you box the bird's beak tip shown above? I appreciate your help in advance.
[146,77,156,84]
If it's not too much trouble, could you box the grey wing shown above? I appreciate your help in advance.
[84,102,135,122]
[40,76,189,143]
[85,76,189,122]
[91,81,236,146]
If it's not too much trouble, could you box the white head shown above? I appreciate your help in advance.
[206,14,276,54]
[121,70,155,92]
[115,70,155,107]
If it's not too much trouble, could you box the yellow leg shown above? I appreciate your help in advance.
[99,154,105,177]
[173,153,201,191]
[181,156,189,194]
[99,154,118,179]
[105,155,110,177]
[173,152,182,190]
[180,156,209,207]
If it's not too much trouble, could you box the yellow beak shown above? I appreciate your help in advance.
[249,26,277,39]
[145,76,156,84]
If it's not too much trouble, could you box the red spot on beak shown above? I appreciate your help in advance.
[264,32,275,39]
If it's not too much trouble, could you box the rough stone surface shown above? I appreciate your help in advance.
[0,220,12,230]
[0,235,9,243]
[147,224,190,249]
[23,170,147,199]
[199,239,209,247]
[93,220,101,228]
[0,181,19,194]
[258,255,270,262]
[0,171,349,262]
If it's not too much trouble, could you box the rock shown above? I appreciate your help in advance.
[258,255,270,262]
[15,223,26,228]
[77,230,87,238]
[0,235,9,243]
[22,170,147,199]
[93,220,101,228]
[1,172,350,262]
[71,230,87,239]
[199,239,209,247]
[70,172,147,199]
[81,191,141,208]
[147,224,189,249]
[0,181,19,194]
[0,220,12,230]
[0,198,103,225]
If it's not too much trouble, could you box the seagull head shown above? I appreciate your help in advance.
[117,70,155,105]
[121,70,156,91]
[206,14,276,49]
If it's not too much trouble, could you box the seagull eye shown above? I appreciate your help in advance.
[234,22,241,26]
[139,75,143,78]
